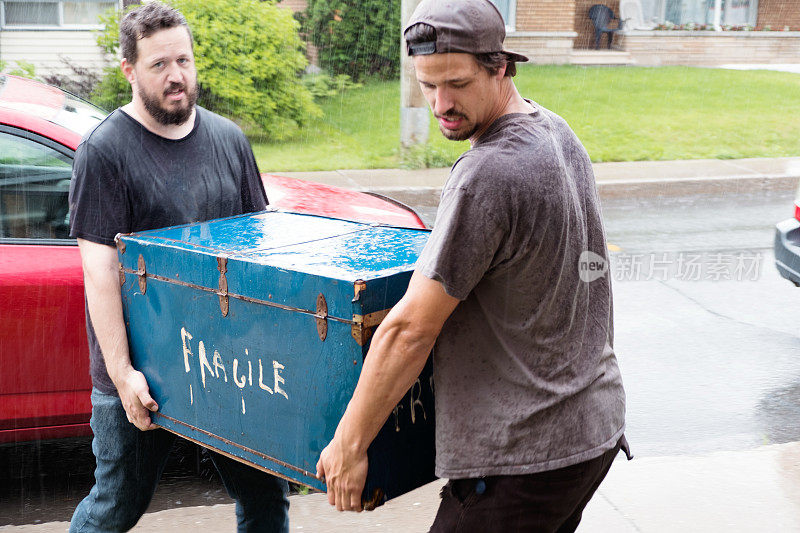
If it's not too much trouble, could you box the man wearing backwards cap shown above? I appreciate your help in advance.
[316,0,629,529]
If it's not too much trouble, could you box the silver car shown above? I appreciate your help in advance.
[775,180,800,286]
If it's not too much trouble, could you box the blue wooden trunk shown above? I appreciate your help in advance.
[116,210,434,508]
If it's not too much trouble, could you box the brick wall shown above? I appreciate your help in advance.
[514,0,575,32]
[574,0,621,49]
[622,32,800,65]
[505,35,575,64]
[757,0,800,31]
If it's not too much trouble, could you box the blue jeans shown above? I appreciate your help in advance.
[70,389,289,532]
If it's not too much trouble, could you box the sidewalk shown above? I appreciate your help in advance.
[277,157,800,205]
[4,442,799,532]
[3,156,798,533]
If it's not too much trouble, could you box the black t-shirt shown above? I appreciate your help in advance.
[69,106,268,394]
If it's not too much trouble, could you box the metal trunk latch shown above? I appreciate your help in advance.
[316,293,328,341]
[137,254,147,294]
[217,256,229,317]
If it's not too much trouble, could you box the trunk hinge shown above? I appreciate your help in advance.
[137,254,147,294]
[217,256,229,317]
[315,293,328,341]
[116,238,127,287]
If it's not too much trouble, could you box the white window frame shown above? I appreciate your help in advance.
[645,0,758,29]
[489,0,517,32]
[0,0,120,31]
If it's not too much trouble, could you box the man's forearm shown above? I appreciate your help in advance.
[336,307,437,453]
[317,272,458,511]
[86,272,131,382]
[78,240,132,385]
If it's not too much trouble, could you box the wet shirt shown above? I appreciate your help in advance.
[416,106,626,478]
[69,106,267,394]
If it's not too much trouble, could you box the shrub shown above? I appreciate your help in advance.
[301,72,362,99]
[0,60,36,79]
[400,143,455,170]
[91,65,131,112]
[94,0,319,139]
[301,0,400,81]
[41,57,102,102]
[89,7,133,110]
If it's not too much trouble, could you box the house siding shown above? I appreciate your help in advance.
[0,30,109,76]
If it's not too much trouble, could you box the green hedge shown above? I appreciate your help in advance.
[302,0,400,81]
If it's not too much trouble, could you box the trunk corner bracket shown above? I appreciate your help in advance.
[352,279,367,302]
[362,487,385,511]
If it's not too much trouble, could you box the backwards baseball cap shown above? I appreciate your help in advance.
[403,0,529,63]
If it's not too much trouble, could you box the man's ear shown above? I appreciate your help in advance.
[495,63,507,80]
[121,58,135,85]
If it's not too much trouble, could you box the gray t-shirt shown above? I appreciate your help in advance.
[416,105,625,479]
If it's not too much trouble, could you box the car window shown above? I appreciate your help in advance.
[0,131,72,240]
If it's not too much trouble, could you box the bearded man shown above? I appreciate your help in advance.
[68,3,288,531]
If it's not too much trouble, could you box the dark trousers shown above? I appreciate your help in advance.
[70,389,289,533]
[429,437,629,533]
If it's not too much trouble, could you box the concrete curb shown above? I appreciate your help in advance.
[597,173,800,199]
[279,158,800,206]
[360,174,799,208]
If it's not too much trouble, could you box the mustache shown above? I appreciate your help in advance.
[164,82,186,96]
[435,109,466,120]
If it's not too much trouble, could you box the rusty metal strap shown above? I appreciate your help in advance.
[354,309,390,328]
[154,413,316,479]
[120,267,354,326]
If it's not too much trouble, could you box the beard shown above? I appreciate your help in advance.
[138,81,198,126]
[436,110,479,141]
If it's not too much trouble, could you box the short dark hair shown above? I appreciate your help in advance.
[404,23,516,77]
[120,2,192,65]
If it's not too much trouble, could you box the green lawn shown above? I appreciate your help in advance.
[252,65,800,172]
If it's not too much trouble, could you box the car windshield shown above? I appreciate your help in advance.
[0,75,106,136]
[50,93,107,136]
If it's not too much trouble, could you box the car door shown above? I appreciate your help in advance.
[0,125,91,442]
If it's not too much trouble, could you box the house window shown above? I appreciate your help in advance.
[721,0,757,26]
[639,0,758,27]
[1,1,117,28]
[489,0,517,31]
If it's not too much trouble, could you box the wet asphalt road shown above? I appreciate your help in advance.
[602,189,800,457]
[1,187,798,526]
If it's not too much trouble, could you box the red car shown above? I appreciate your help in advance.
[0,75,425,443]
